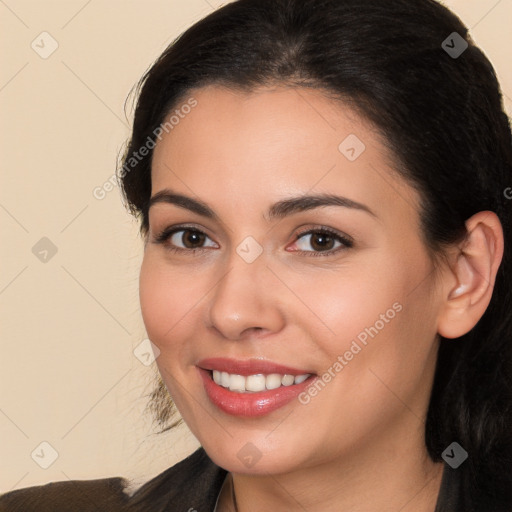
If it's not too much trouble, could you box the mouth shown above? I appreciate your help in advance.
[196,358,317,417]
[209,369,312,393]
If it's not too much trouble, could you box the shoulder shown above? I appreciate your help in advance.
[0,447,227,512]
[0,476,128,512]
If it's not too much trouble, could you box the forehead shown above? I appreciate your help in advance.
[150,85,420,225]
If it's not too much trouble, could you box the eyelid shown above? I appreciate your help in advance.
[289,226,353,256]
[294,226,353,245]
[152,223,353,256]
[152,223,217,247]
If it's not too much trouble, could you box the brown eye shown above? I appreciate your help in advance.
[153,226,217,253]
[308,232,337,251]
[292,228,353,257]
[177,230,207,249]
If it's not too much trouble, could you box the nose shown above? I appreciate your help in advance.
[207,250,286,341]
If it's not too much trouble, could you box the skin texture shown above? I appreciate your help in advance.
[139,85,503,511]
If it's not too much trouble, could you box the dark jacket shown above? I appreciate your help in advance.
[0,448,226,512]
[0,447,508,511]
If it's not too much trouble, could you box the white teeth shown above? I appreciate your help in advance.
[294,374,309,384]
[229,374,246,392]
[246,374,266,392]
[210,370,311,392]
[221,371,230,387]
[266,373,282,390]
[282,374,295,386]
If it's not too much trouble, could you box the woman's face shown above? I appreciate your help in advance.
[140,85,445,474]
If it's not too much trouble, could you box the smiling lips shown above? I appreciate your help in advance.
[197,357,317,417]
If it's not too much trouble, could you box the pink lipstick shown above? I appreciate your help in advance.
[197,358,317,417]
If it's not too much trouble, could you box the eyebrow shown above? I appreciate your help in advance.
[148,188,377,222]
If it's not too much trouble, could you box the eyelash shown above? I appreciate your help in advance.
[152,224,353,257]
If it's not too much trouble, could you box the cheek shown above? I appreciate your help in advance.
[139,256,165,343]
[139,255,202,351]
[289,262,406,348]
[323,259,438,406]
[302,249,437,374]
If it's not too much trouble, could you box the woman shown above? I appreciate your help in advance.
[1,0,511,510]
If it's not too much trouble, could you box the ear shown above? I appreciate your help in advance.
[437,211,504,339]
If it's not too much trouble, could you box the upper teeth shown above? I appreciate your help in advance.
[212,370,310,393]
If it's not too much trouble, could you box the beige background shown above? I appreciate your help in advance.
[1,0,510,493]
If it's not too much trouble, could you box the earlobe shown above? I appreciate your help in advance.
[437,211,504,339]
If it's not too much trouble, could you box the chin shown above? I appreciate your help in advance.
[198,429,314,475]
